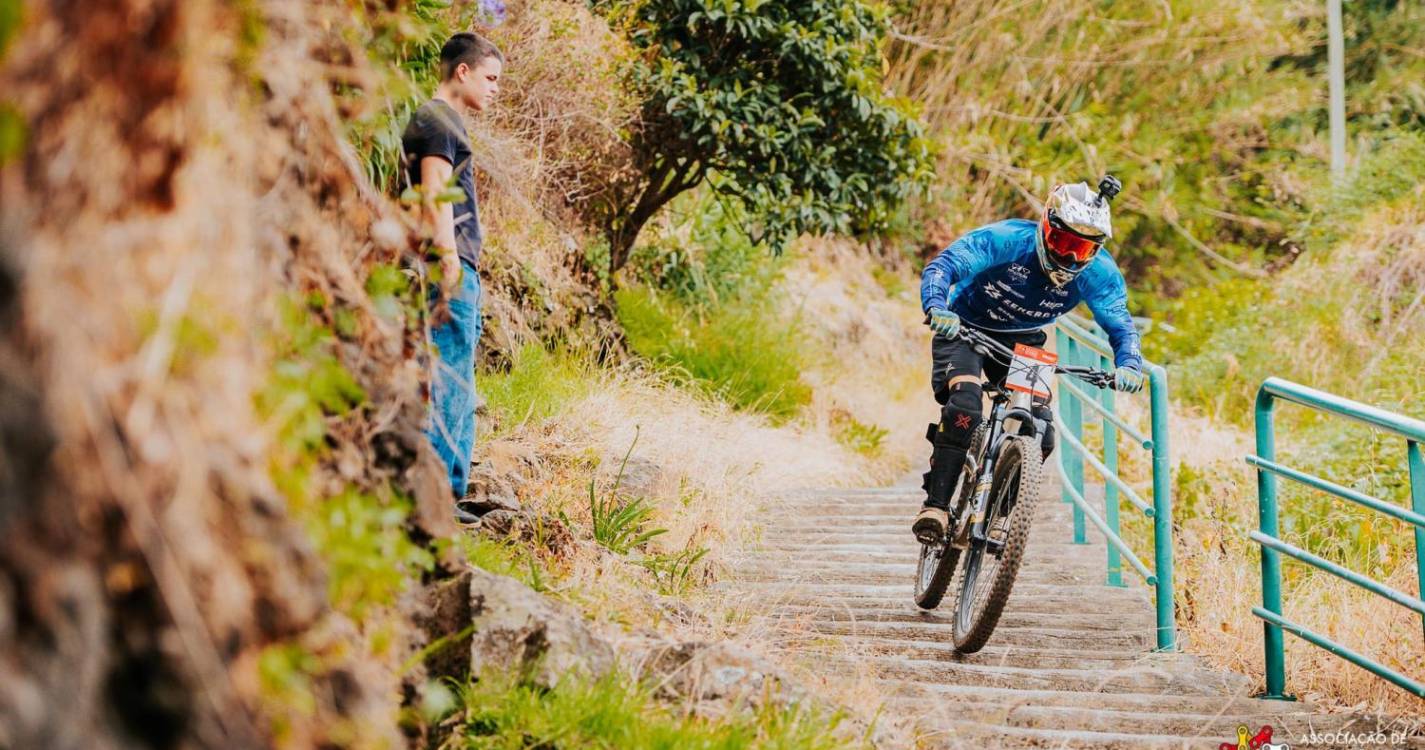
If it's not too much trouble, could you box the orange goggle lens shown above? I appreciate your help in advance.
[1042,218,1101,264]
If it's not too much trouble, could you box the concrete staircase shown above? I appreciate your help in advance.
[726,483,1422,749]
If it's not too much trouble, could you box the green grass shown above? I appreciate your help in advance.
[480,344,594,436]
[442,669,864,750]
[831,412,888,458]
[616,286,811,420]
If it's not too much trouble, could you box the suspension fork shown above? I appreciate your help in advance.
[963,403,1005,548]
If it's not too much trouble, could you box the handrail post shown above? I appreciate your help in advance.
[1101,352,1123,587]
[1149,365,1176,651]
[1066,338,1087,544]
[1409,441,1425,641]
[1254,389,1292,698]
[1056,327,1072,507]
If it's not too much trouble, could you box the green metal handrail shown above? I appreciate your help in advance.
[1247,377,1425,700]
[1054,314,1176,651]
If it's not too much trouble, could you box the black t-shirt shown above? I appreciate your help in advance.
[402,99,482,267]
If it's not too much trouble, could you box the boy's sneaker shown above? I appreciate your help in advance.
[454,500,481,525]
[912,506,948,544]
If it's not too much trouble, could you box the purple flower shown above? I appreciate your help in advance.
[478,0,507,25]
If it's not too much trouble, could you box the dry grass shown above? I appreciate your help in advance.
[884,0,1318,285]
[1167,197,1425,716]
[467,243,928,741]
[1176,457,1425,716]
[783,238,929,484]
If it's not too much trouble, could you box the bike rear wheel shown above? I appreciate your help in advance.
[913,424,985,609]
[952,435,1042,653]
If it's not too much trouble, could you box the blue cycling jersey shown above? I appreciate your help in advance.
[920,219,1143,370]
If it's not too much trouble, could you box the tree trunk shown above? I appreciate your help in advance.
[604,157,706,279]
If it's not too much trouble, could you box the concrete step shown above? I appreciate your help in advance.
[761,527,1114,547]
[731,564,1127,587]
[720,580,1151,604]
[813,654,1249,695]
[759,604,1155,633]
[726,482,1414,747]
[759,618,1154,652]
[881,679,1299,715]
[791,640,1195,670]
[741,540,1118,563]
[730,590,1151,614]
[912,720,1250,750]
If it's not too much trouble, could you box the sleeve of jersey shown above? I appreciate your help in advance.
[1083,269,1144,370]
[919,227,1001,314]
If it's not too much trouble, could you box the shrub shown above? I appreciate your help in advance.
[626,192,778,308]
[591,0,934,273]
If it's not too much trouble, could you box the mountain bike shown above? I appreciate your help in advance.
[912,326,1117,653]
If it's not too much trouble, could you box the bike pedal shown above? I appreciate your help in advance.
[914,522,945,545]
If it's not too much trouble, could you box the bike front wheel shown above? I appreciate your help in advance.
[952,435,1042,653]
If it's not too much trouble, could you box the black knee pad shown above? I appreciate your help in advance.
[936,382,983,449]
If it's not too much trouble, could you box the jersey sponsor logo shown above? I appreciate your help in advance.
[1051,286,1069,297]
[982,283,1004,300]
[1007,264,1031,283]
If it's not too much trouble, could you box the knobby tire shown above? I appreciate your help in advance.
[952,435,1042,653]
[913,424,986,610]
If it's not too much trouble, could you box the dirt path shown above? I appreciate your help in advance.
[728,479,1419,749]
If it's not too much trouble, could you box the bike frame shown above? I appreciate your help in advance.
[960,375,1049,551]
[949,326,1111,552]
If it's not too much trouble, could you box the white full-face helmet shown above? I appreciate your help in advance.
[1036,176,1120,286]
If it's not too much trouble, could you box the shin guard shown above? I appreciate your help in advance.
[921,383,983,510]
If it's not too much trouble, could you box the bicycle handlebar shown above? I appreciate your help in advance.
[955,326,1119,391]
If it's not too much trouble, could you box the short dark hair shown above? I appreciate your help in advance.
[439,33,504,81]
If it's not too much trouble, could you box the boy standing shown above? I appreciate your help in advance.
[402,33,503,522]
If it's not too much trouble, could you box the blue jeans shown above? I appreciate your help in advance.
[425,262,482,499]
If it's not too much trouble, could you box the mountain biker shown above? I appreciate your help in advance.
[912,177,1144,543]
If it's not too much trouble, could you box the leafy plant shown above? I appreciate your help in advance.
[305,487,435,621]
[637,546,709,596]
[590,428,668,554]
[590,0,934,273]
[832,411,888,458]
[591,491,666,555]
[625,191,779,308]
